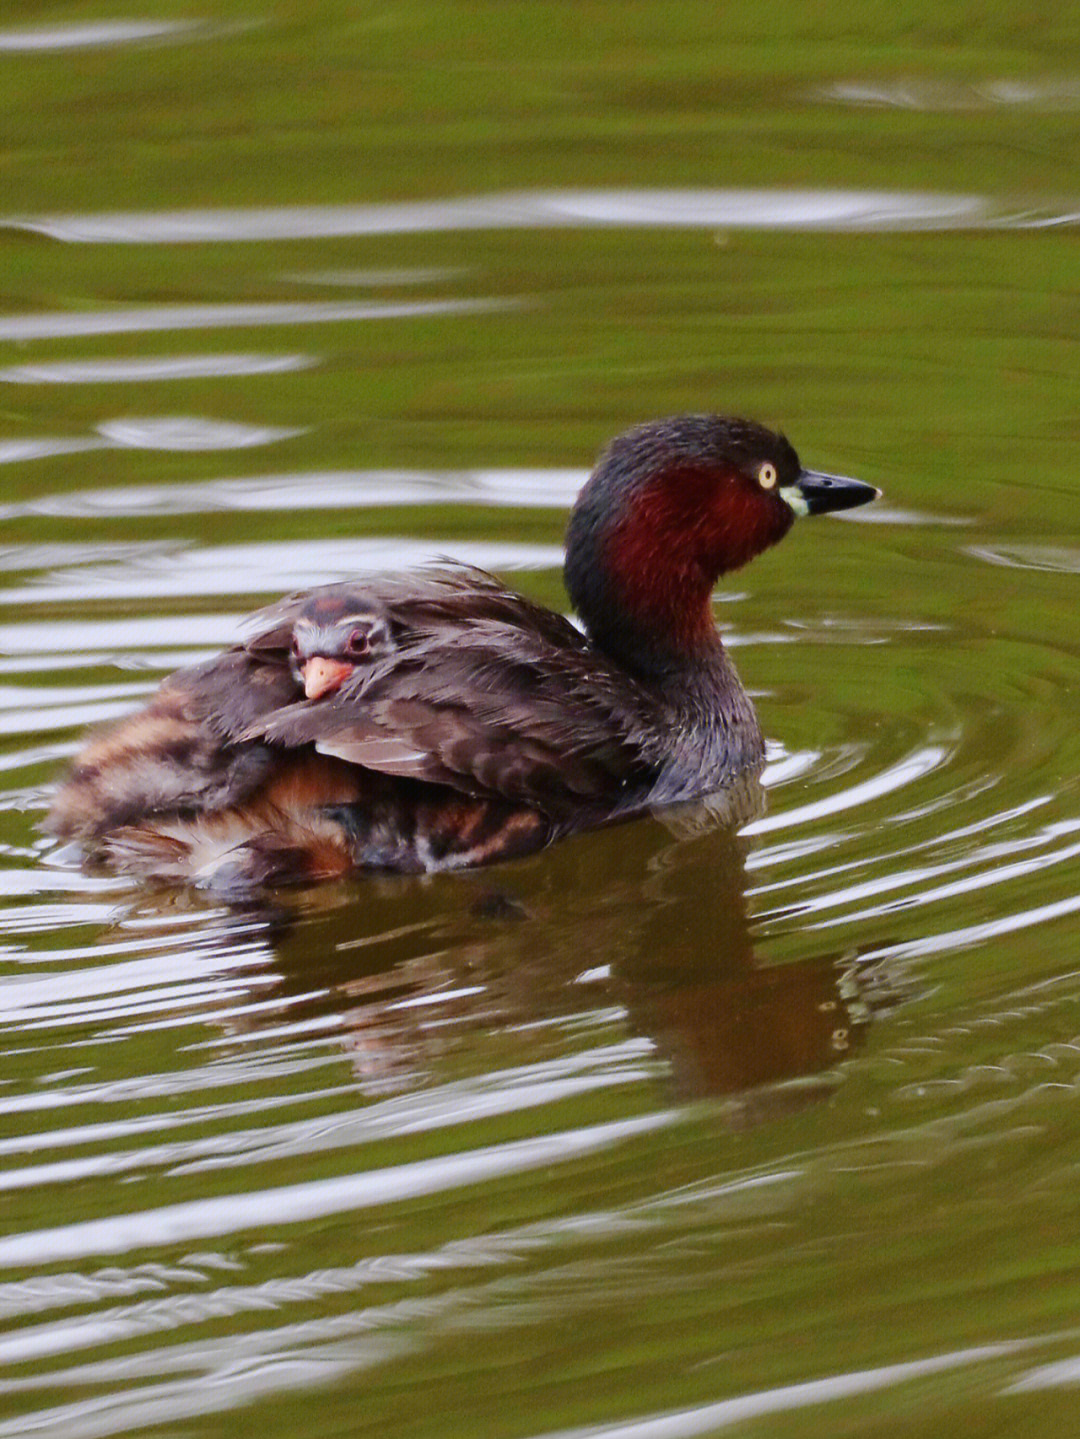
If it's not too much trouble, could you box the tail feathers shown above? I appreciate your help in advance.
[100,816,353,894]
[101,828,194,881]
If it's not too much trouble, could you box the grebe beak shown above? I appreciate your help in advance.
[302,656,354,700]
[781,470,881,517]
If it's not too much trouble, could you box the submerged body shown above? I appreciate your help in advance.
[46,415,878,889]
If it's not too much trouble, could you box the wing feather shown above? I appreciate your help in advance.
[241,580,658,813]
[51,565,661,841]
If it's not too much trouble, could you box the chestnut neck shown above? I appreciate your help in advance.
[564,455,790,684]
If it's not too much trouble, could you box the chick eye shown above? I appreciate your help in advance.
[345,628,371,656]
[758,463,778,489]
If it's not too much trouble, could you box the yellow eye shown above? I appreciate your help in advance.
[758,463,778,489]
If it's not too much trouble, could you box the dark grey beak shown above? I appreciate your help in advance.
[781,470,881,517]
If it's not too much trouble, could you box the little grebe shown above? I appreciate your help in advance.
[46,415,878,889]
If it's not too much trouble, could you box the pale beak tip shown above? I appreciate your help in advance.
[301,656,353,700]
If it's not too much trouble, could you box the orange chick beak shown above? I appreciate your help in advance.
[302,656,354,700]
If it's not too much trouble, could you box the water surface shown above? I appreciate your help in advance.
[3,3,1080,1436]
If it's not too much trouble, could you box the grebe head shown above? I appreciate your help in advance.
[288,594,394,700]
[564,415,878,678]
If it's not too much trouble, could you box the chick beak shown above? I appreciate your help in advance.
[781,470,881,517]
[302,656,354,700]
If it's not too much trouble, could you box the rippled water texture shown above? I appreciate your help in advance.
[3,3,1080,1436]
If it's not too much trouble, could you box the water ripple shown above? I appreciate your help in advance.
[0,1114,673,1268]
[3,189,996,243]
[0,539,565,604]
[0,1043,655,1191]
[0,613,246,656]
[0,354,318,385]
[524,1343,1035,1439]
[0,1052,347,1119]
[0,1085,361,1163]
[0,21,202,52]
[0,418,305,466]
[818,77,1080,111]
[99,417,306,452]
[0,468,587,521]
[0,297,514,342]
[966,543,1080,573]
[748,745,952,834]
[283,267,471,287]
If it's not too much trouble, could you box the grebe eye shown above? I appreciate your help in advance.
[758,463,778,489]
[346,628,370,655]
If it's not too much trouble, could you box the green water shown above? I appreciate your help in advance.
[3,3,1080,1436]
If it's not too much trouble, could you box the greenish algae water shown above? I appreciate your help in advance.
[2,3,1080,1437]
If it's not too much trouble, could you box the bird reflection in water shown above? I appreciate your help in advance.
[124,776,907,1128]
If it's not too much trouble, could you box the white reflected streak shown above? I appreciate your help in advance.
[0,742,80,773]
[0,1346,383,1439]
[0,1278,413,1368]
[744,833,845,873]
[1,945,272,1021]
[1,1063,655,1191]
[0,539,565,603]
[809,831,1080,930]
[285,266,471,286]
[0,699,144,737]
[0,437,107,464]
[743,746,949,836]
[529,1344,1025,1439]
[0,613,246,655]
[6,189,992,243]
[762,814,1080,913]
[0,901,118,935]
[967,543,1080,574]
[0,541,178,572]
[760,749,821,787]
[0,1127,761,1328]
[908,794,1052,851]
[98,417,306,451]
[0,418,302,465]
[0,1262,211,1321]
[0,649,210,676]
[751,795,1052,888]
[5,979,260,1034]
[0,468,588,520]
[0,1113,673,1268]
[0,681,151,711]
[0,1088,357,1162]
[0,354,317,384]
[836,505,971,526]
[0,868,115,898]
[818,77,1080,112]
[860,890,1080,964]
[0,1055,349,1123]
[106,997,341,1042]
[1007,1355,1080,1390]
[0,297,514,342]
[174,1042,658,1175]
[0,21,196,51]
